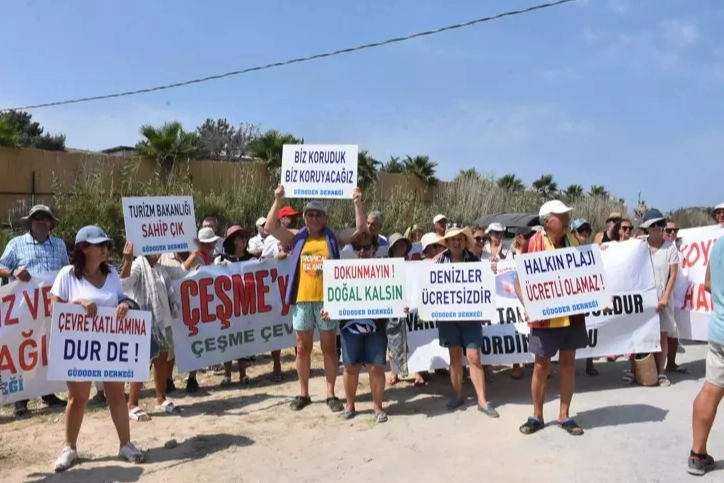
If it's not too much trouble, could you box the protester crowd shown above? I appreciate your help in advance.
[1,197,724,476]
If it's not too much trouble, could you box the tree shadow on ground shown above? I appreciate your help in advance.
[22,465,144,483]
[573,403,669,429]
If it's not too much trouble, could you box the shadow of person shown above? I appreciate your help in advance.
[145,433,254,464]
[574,404,669,430]
[23,464,144,483]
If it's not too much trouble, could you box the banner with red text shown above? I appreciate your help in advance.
[675,224,724,341]
[0,273,66,404]
[406,240,661,370]
[171,259,296,373]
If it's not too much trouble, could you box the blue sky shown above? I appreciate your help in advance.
[2,0,722,210]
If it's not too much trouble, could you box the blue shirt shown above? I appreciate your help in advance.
[0,233,69,279]
[709,236,724,345]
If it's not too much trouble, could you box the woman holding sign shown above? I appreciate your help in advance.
[50,226,145,472]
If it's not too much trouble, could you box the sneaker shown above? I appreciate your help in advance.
[119,442,145,464]
[42,394,67,407]
[687,454,715,476]
[54,446,79,472]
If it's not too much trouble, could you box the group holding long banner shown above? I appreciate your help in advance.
[1,224,721,405]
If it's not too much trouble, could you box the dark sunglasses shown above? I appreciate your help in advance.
[665,228,679,234]
[352,244,374,252]
[473,236,484,242]
[621,226,633,231]
[576,228,591,235]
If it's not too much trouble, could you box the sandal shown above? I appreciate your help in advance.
[239,375,252,385]
[586,364,599,376]
[289,396,312,411]
[375,412,389,424]
[341,409,357,420]
[622,370,635,385]
[557,418,584,436]
[128,407,151,422]
[326,397,344,413]
[446,398,465,411]
[519,416,545,435]
[220,376,232,387]
[270,372,283,383]
[386,374,400,387]
[413,378,426,387]
[156,400,181,414]
[658,374,671,387]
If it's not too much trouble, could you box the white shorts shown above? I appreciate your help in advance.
[706,342,724,388]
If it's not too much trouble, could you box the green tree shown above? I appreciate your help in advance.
[497,174,525,192]
[403,154,438,187]
[564,184,584,200]
[196,118,260,161]
[0,118,19,147]
[247,129,303,177]
[381,156,404,173]
[134,121,201,175]
[357,149,381,189]
[589,185,609,198]
[532,174,558,200]
[454,168,481,182]
[0,110,65,151]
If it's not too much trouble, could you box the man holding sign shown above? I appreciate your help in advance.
[515,200,588,437]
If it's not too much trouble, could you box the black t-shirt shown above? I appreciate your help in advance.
[220,251,256,263]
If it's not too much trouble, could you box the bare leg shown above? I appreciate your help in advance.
[532,356,551,420]
[343,364,362,412]
[466,348,488,406]
[319,329,339,399]
[295,330,314,397]
[448,347,464,400]
[655,332,668,374]
[152,352,168,405]
[368,365,386,414]
[104,381,131,446]
[64,382,92,448]
[128,382,142,410]
[666,337,679,370]
[692,382,724,454]
[558,350,576,421]
[271,350,282,374]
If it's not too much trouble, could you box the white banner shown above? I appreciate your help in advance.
[122,196,197,256]
[48,303,152,382]
[675,224,724,341]
[416,262,497,322]
[406,240,661,370]
[0,274,66,404]
[280,144,358,199]
[323,259,407,319]
[515,244,611,321]
[171,259,298,373]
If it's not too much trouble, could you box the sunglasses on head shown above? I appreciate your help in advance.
[665,228,679,234]
[352,244,374,252]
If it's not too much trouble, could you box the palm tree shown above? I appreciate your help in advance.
[357,150,381,189]
[455,168,481,182]
[0,118,19,147]
[381,156,404,173]
[589,185,609,198]
[532,174,558,200]
[564,184,584,200]
[403,155,438,187]
[135,121,201,174]
[497,174,525,192]
[247,129,303,177]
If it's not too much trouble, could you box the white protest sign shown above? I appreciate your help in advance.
[675,224,724,340]
[48,303,152,382]
[0,273,66,404]
[170,259,303,373]
[281,144,358,199]
[122,196,197,256]
[417,262,497,322]
[515,244,611,322]
[406,240,660,370]
[323,258,406,319]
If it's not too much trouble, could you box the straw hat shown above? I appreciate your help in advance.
[440,226,475,249]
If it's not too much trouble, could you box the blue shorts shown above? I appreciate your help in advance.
[438,322,484,349]
[340,330,388,366]
[292,302,338,332]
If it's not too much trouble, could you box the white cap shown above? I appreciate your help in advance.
[433,214,447,224]
[256,217,267,226]
[539,200,572,219]
[485,222,506,234]
[196,227,221,244]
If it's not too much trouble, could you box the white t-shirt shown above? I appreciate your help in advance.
[51,265,125,308]
[248,234,266,253]
[261,235,281,259]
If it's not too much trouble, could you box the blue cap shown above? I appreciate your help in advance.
[571,218,591,231]
[75,225,112,245]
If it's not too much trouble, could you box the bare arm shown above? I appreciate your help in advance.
[705,263,712,294]
[264,185,295,247]
[664,263,678,302]
[335,187,364,246]
[593,232,604,245]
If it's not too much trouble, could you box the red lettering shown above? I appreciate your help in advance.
[232,273,257,316]
[682,283,712,312]
[18,331,38,371]
[42,285,52,317]
[682,239,714,269]
[0,344,17,373]
[277,274,290,316]
[255,270,271,313]
[181,280,200,336]
[214,276,232,330]
[198,278,215,324]
[41,333,48,366]
[23,288,41,319]
[1,293,19,328]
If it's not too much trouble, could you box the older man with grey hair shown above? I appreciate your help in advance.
[343,210,388,253]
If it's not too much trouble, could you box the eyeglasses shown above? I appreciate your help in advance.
[473,236,484,242]
[665,228,679,234]
[621,226,633,232]
[352,244,373,252]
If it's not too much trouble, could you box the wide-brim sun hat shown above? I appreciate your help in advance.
[21,205,60,228]
[639,208,666,229]
[196,227,221,244]
[440,226,475,249]
[420,232,443,253]
[387,233,412,257]
[75,225,111,245]
[224,225,250,244]
[485,222,506,234]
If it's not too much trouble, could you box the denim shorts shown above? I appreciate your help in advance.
[529,323,588,358]
[438,321,484,349]
[292,302,338,332]
[340,329,388,366]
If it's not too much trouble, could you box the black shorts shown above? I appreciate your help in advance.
[529,323,589,358]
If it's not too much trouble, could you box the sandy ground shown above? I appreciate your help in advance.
[1,342,723,483]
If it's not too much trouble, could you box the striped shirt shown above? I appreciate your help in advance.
[0,232,69,278]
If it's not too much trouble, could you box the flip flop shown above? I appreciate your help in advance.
[156,400,181,414]
[557,418,584,436]
[128,407,151,422]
